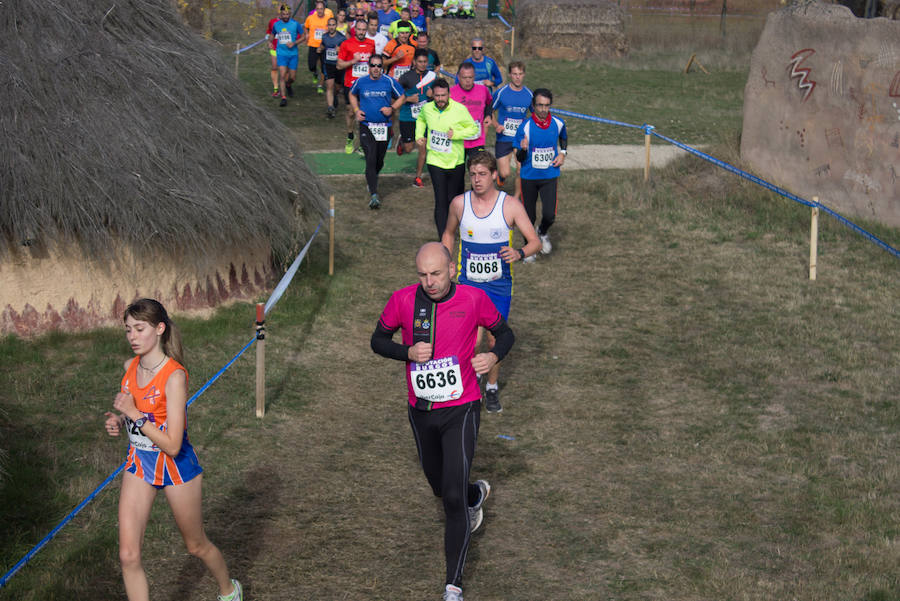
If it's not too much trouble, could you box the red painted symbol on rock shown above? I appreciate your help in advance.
[788,49,817,103]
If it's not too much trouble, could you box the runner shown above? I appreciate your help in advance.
[349,55,403,208]
[491,61,531,192]
[304,1,334,95]
[376,0,400,37]
[416,31,441,73]
[457,0,475,19]
[393,49,436,166]
[272,5,306,107]
[371,242,514,601]
[409,1,428,32]
[382,20,416,79]
[337,19,376,153]
[265,8,282,98]
[103,299,242,601]
[366,11,390,56]
[335,6,351,35]
[389,7,418,37]
[513,88,568,260]
[450,62,492,162]
[459,38,502,91]
[441,152,540,413]
[320,17,347,118]
[415,78,479,237]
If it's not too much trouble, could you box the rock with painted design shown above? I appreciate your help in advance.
[741,0,900,227]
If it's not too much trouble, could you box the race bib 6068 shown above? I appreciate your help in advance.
[466,252,502,282]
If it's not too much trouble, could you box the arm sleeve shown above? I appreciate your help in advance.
[371,323,410,361]
[487,318,514,362]
[415,109,426,139]
[490,59,503,86]
[559,121,568,150]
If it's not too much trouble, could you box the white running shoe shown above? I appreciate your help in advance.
[523,254,536,263]
[472,479,491,512]
[469,506,483,533]
[217,579,242,601]
[443,584,464,601]
[540,233,552,255]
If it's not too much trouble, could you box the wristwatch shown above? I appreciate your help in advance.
[559,149,567,155]
[133,416,148,429]
[518,248,526,260]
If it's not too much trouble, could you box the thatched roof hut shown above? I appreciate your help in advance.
[1,0,327,336]
[516,0,628,59]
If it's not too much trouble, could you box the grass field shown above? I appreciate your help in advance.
[4,4,900,600]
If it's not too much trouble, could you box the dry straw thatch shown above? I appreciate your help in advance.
[516,0,628,59]
[1,0,327,265]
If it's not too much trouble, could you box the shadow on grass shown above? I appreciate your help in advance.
[166,465,284,601]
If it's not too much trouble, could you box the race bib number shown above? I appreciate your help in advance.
[465,119,482,141]
[326,47,338,62]
[276,31,292,45]
[368,123,389,141]
[393,65,410,77]
[466,252,502,282]
[502,118,522,137]
[410,356,463,402]
[411,100,426,119]
[429,130,452,153]
[352,61,369,78]
[125,415,156,452]
[314,28,325,41]
[532,146,555,169]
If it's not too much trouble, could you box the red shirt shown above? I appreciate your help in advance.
[267,18,279,51]
[338,37,376,88]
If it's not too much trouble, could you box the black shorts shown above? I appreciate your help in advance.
[324,63,341,81]
[308,46,324,73]
[464,145,486,162]
[399,120,416,143]
[495,140,515,159]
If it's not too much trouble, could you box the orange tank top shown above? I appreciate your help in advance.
[120,357,188,430]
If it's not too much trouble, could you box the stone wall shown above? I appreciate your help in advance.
[429,19,510,75]
[741,1,900,226]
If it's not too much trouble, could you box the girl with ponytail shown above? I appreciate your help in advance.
[104,299,242,601]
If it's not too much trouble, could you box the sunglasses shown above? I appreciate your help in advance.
[471,46,483,50]
[369,63,383,68]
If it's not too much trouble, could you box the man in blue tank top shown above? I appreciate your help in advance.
[440,151,541,413]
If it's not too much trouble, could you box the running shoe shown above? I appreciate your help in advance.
[471,479,491,512]
[443,584,464,601]
[369,194,380,209]
[344,138,354,154]
[522,254,536,264]
[469,505,484,533]
[279,97,287,107]
[317,85,324,95]
[484,387,502,413]
[312,75,319,85]
[540,233,552,255]
[497,177,506,187]
[285,83,293,97]
[355,146,364,156]
[327,106,336,119]
[412,176,424,188]
[271,89,280,97]
[396,142,404,156]
[217,579,242,601]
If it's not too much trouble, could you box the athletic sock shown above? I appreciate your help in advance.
[485,382,498,392]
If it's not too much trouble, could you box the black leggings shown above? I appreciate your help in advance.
[428,163,465,238]
[408,401,483,587]
[359,123,389,195]
[521,177,558,235]
[308,45,324,75]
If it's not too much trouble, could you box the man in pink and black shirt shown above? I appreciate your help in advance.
[371,242,515,601]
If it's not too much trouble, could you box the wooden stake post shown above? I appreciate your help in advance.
[329,195,335,276]
[644,130,652,182]
[809,198,819,281]
[234,43,240,78]
[255,303,266,417]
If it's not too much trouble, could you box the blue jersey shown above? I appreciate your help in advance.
[272,19,303,56]
[492,84,532,142]
[457,191,514,298]
[411,14,427,32]
[459,56,503,88]
[350,74,403,125]
[377,9,400,36]
[513,115,568,180]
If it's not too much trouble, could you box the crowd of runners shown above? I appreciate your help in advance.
[100,3,568,601]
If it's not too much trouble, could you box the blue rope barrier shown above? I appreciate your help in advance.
[234,37,268,55]
[0,225,323,590]
[552,108,643,131]
[492,13,513,31]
